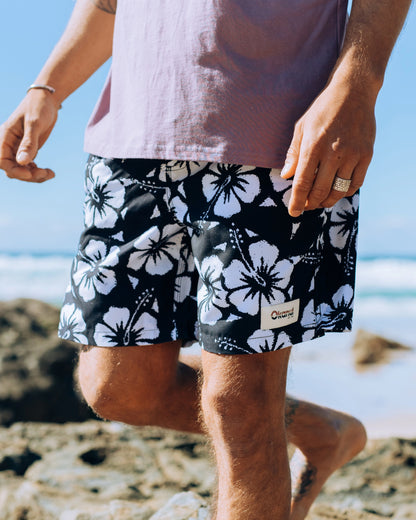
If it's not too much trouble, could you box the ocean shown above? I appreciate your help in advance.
[1,252,415,435]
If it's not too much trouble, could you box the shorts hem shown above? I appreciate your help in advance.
[199,327,353,355]
[58,331,198,348]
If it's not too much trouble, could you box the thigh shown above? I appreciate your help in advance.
[78,340,182,397]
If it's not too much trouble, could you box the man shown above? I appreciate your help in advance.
[0,1,411,519]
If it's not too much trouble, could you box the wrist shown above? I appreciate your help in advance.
[328,53,383,103]
[25,85,63,111]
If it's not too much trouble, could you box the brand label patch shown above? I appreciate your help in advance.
[261,299,300,330]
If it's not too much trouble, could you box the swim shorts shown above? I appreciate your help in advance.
[58,155,358,355]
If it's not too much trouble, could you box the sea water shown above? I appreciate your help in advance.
[0,252,415,434]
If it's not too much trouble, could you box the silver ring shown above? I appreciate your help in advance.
[332,176,351,193]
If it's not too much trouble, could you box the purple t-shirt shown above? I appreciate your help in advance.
[85,0,348,169]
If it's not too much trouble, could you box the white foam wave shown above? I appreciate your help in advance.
[355,296,416,317]
[0,254,72,303]
[356,258,416,292]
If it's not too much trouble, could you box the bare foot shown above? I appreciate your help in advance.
[286,397,367,520]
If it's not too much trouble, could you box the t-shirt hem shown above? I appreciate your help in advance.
[84,142,286,170]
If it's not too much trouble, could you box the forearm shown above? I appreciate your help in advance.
[330,0,412,97]
[32,0,116,106]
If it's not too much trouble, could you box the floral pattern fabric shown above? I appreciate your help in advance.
[58,156,358,355]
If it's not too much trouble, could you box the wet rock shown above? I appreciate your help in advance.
[352,329,412,369]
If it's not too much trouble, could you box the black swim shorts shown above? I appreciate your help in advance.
[58,155,358,354]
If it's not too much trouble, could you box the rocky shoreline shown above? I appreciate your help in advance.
[1,299,415,519]
[0,420,415,520]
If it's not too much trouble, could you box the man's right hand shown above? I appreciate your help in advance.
[1,0,117,184]
[0,89,60,183]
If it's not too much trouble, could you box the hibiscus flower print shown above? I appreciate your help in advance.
[93,306,159,346]
[127,224,183,276]
[84,161,126,229]
[269,168,292,208]
[195,255,227,325]
[73,240,119,302]
[317,284,354,331]
[329,194,359,251]
[300,299,319,330]
[174,245,195,304]
[201,163,260,218]
[58,303,88,343]
[166,183,188,223]
[223,240,294,315]
[247,330,291,353]
[153,160,208,182]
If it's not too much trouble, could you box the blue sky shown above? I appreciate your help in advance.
[0,1,415,256]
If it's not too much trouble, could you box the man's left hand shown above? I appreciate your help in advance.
[280,77,377,217]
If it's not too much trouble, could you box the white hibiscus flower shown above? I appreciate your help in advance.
[127,224,182,275]
[58,303,88,343]
[329,194,359,250]
[317,284,354,331]
[154,160,208,182]
[73,241,119,302]
[84,161,126,229]
[195,255,227,325]
[247,330,291,353]
[223,241,294,315]
[167,184,188,223]
[174,274,193,304]
[269,169,292,208]
[201,163,260,218]
[300,299,318,329]
[93,306,159,346]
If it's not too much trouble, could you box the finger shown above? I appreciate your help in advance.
[0,157,32,181]
[280,127,301,179]
[288,153,320,217]
[320,163,355,208]
[304,160,336,211]
[1,158,54,183]
[16,118,40,165]
[344,158,369,197]
[30,167,55,183]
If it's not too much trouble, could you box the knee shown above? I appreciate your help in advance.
[76,348,165,425]
[201,349,289,430]
[201,370,284,445]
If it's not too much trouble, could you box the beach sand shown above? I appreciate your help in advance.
[366,413,416,440]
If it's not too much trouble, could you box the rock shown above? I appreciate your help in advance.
[149,492,209,520]
[352,329,412,368]
[317,437,416,515]
[392,504,416,519]
[0,445,42,475]
[309,504,392,519]
[0,421,414,519]
[109,499,153,519]
[0,298,95,425]
[59,501,153,520]
[0,421,214,520]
